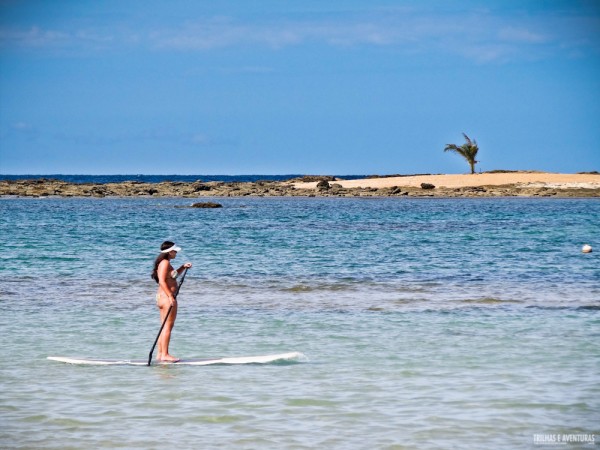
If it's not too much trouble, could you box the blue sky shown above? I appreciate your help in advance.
[1,0,599,175]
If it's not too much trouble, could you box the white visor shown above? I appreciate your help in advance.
[161,245,181,253]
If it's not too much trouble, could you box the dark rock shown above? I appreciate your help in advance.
[466,186,486,192]
[287,175,336,182]
[316,180,330,190]
[420,183,435,190]
[191,202,222,208]
[191,182,211,191]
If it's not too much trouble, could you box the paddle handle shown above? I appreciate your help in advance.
[147,268,188,366]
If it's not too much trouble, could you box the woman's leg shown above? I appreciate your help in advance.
[158,301,178,361]
[156,295,163,358]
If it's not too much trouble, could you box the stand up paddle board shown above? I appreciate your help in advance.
[47,351,305,366]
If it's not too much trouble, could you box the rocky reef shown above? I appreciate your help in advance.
[1,177,599,198]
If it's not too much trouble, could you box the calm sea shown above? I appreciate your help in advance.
[1,196,598,449]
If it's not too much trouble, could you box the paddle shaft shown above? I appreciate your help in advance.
[147,268,188,366]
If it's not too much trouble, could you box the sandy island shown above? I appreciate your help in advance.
[1,172,599,198]
[293,172,600,190]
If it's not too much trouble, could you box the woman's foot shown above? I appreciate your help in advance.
[159,354,180,363]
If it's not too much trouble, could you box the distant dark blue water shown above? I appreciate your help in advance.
[0,174,367,183]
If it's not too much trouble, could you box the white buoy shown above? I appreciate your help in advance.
[581,244,592,253]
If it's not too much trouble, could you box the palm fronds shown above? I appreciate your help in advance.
[444,133,479,174]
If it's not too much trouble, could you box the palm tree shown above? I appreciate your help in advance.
[444,133,479,174]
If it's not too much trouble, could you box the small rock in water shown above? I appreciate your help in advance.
[191,202,222,208]
[581,244,592,253]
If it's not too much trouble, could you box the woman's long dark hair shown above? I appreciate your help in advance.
[151,241,175,283]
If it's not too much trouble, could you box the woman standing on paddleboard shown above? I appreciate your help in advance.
[151,241,192,362]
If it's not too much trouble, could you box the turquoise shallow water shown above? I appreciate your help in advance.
[1,197,599,449]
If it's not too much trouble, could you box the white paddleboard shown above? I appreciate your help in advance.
[47,351,305,366]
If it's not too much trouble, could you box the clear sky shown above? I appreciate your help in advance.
[1,0,599,175]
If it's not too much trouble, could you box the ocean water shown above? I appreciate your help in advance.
[1,197,598,449]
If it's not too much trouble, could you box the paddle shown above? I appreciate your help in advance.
[147,267,189,366]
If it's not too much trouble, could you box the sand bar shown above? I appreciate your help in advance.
[293,172,600,190]
[1,172,599,197]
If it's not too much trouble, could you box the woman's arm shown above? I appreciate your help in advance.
[174,262,193,275]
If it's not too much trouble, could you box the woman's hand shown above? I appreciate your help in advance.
[183,262,193,269]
